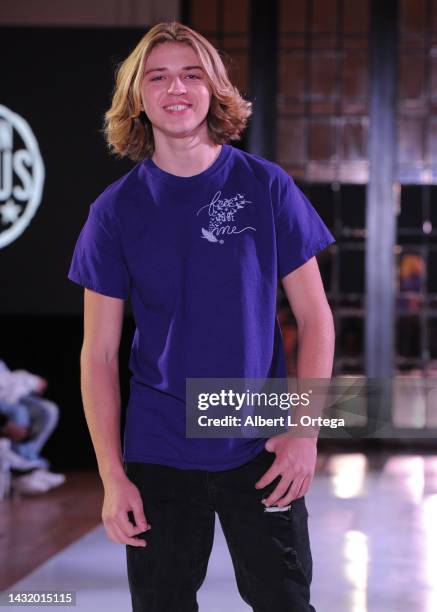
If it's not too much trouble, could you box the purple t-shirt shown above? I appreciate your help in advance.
[68,144,335,471]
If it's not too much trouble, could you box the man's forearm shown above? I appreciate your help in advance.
[290,311,335,438]
[80,351,126,486]
[296,310,335,379]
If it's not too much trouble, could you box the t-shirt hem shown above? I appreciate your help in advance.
[123,441,266,472]
[67,272,129,300]
[279,235,336,280]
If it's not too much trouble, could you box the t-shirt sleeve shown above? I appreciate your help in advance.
[67,203,130,299]
[275,172,336,279]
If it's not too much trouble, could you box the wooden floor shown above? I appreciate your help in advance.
[0,470,102,590]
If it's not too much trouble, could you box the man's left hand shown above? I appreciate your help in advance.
[254,434,317,507]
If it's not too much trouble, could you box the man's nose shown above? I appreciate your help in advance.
[167,76,187,94]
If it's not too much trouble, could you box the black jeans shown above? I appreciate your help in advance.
[124,448,315,612]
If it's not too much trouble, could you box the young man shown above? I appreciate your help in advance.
[68,22,335,612]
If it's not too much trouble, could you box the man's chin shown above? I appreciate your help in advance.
[156,119,208,140]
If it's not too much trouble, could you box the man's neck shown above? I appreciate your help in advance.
[151,132,222,177]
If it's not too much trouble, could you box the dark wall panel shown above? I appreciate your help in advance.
[0,27,145,315]
[0,27,148,468]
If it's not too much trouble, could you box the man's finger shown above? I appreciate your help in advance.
[279,474,311,506]
[130,504,150,532]
[295,475,311,500]
[113,522,147,547]
[270,479,303,508]
[118,512,142,537]
[262,476,292,507]
[284,476,304,503]
[255,464,281,490]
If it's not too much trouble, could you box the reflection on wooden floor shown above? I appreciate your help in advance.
[1,452,437,611]
[0,471,102,590]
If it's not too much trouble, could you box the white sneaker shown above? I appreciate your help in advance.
[30,469,66,489]
[11,471,51,495]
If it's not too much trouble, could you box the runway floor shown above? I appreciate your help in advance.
[1,451,437,611]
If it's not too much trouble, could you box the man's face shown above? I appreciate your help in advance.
[140,42,212,140]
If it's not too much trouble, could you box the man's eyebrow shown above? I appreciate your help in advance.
[144,65,204,75]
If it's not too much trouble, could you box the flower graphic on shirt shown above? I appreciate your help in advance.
[196,191,256,244]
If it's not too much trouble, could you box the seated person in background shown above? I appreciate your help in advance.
[0,360,65,495]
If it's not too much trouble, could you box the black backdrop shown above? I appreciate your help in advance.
[0,27,146,315]
[0,27,147,469]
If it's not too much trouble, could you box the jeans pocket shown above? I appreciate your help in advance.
[290,495,309,518]
[258,479,294,517]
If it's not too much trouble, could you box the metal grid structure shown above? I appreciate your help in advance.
[394,0,437,387]
[276,0,369,377]
[395,185,437,374]
[295,181,366,376]
[277,0,369,184]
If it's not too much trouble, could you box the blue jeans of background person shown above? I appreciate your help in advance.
[0,395,59,469]
[124,448,315,612]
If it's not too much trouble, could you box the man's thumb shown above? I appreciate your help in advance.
[264,438,275,453]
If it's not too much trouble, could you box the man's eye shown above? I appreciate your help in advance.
[150,76,164,81]
[186,74,201,79]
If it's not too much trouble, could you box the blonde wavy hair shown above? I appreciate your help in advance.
[103,21,252,161]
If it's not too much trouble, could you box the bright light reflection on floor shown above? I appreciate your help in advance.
[422,494,437,608]
[327,453,367,499]
[343,530,368,612]
[383,456,425,503]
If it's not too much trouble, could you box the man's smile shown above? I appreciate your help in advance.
[163,103,192,113]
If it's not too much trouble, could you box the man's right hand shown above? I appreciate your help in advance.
[101,473,151,548]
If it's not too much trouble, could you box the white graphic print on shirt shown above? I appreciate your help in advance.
[196,191,256,244]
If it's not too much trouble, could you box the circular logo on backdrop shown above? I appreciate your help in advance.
[0,104,45,249]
